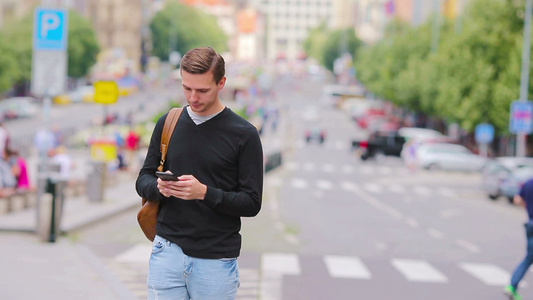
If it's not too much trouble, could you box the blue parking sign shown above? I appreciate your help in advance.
[475,123,494,144]
[33,8,68,51]
[510,100,533,134]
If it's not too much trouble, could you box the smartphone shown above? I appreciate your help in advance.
[155,171,179,181]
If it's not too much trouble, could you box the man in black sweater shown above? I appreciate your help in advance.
[136,47,263,300]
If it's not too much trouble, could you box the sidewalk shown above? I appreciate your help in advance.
[0,154,142,299]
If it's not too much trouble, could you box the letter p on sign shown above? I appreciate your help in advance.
[41,13,60,38]
[33,8,68,51]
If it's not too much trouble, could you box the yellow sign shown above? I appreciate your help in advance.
[94,81,119,104]
[90,140,117,162]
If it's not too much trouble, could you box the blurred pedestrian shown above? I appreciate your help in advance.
[34,128,56,158]
[505,178,533,300]
[115,130,128,170]
[0,152,17,196]
[0,121,9,156]
[125,128,140,169]
[5,148,31,190]
[50,145,74,179]
[136,47,263,300]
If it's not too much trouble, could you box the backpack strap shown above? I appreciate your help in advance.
[158,107,183,172]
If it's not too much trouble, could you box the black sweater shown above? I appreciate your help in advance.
[136,107,263,259]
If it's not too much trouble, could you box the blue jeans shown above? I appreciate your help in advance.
[147,235,239,300]
[511,221,533,290]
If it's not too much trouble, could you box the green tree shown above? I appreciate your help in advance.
[355,0,530,134]
[303,22,329,65]
[66,10,100,78]
[0,10,99,92]
[150,1,228,62]
[0,35,20,93]
[322,28,362,72]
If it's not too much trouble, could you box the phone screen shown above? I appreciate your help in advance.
[156,171,179,181]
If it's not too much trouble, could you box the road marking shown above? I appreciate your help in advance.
[406,217,419,228]
[360,166,373,174]
[261,253,301,300]
[377,166,393,175]
[459,263,510,286]
[427,228,445,239]
[439,209,463,219]
[455,239,480,254]
[316,179,333,190]
[302,162,315,171]
[364,183,382,193]
[286,162,298,171]
[375,241,388,250]
[262,252,301,274]
[388,184,405,194]
[334,141,345,150]
[324,256,372,279]
[413,186,431,196]
[291,178,308,189]
[438,187,456,197]
[391,259,448,283]
[352,188,404,220]
[322,163,335,173]
[237,268,259,299]
[341,165,354,174]
[340,181,358,192]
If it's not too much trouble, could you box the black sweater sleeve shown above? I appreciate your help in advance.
[202,126,263,217]
[135,113,167,201]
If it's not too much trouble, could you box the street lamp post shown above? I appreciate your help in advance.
[517,0,533,157]
[431,0,443,53]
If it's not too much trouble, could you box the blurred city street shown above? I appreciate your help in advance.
[2,0,533,299]
[0,74,530,299]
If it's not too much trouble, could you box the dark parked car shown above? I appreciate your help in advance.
[482,157,533,203]
[352,130,405,160]
[305,127,326,144]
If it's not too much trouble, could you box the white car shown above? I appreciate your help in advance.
[398,127,444,141]
[414,143,487,172]
[69,85,94,103]
[399,127,450,161]
[0,97,39,119]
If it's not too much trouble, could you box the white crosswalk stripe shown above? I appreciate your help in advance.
[291,178,308,189]
[316,179,333,190]
[340,181,358,192]
[262,252,301,275]
[391,259,448,283]
[387,183,405,194]
[459,263,510,286]
[322,163,335,173]
[324,255,372,279]
[364,182,382,193]
[341,165,355,174]
[413,185,432,196]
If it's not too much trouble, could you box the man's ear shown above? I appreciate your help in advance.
[218,77,227,90]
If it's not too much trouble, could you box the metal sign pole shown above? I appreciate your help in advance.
[518,0,533,157]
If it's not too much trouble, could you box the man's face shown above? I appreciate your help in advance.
[181,70,226,116]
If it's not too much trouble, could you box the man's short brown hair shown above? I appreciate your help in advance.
[180,47,225,84]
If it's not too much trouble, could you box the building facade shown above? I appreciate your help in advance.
[354,0,472,45]
[252,0,354,61]
[0,0,39,29]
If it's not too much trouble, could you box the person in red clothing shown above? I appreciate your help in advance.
[5,148,30,190]
[125,128,140,169]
